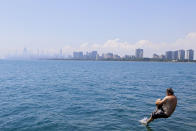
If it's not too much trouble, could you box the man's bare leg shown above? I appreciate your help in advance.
[146,105,159,125]
[146,115,154,124]
[140,105,158,125]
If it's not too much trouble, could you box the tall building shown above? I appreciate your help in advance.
[23,48,28,56]
[103,53,113,59]
[166,51,173,60]
[172,50,178,60]
[37,49,40,57]
[73,52,83,59]
[135,48,143,58]
[186,49,194,60]
[59,48,63,57]
[113,54,121,59]
[178,50,185,60]
[86,51,98,59]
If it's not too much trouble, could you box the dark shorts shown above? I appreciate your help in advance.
[152,106,168,119]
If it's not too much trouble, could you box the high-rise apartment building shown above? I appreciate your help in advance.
[172,50,178,60]
[166,51,173,60]
[73,52,83,59]
[86,51,98,59]
[59,48,63,57]
[135,49,143,58]
[186,49,194,60]
[103,53,113,59]
[178,50,185,60]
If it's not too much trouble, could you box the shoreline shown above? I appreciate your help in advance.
[2,58,196,63]
[43,58,196,63]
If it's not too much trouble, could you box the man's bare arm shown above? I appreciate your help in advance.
[156,97,167,105]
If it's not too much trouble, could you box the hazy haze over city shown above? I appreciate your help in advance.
[1,0,196,58]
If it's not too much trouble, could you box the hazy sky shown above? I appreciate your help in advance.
[0,0,196,57]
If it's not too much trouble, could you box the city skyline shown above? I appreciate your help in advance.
[5,47,194,61]
[73,49,194,61]
[1,1,196,58]
[2,31,196,59]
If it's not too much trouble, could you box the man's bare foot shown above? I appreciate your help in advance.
[139,117,148,125]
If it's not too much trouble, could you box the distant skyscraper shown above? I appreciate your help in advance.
[59,48,63,57]
[178,50,185,60]
[166,51,172,60]
[86,51,98,59]
[113,54,121,59]
[73,52,83,59]
[172,50,178,60]
[186,49,194,60]
[135,48,143,58]
[23,48,28,56]
[91,51,98,59]
[103,53,113,59]
[37,49,40,57]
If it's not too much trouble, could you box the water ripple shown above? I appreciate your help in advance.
[0,60,196,130]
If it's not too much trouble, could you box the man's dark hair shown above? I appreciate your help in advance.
[167,88,174,95]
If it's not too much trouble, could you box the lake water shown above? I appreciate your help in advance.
[0,60,196,131]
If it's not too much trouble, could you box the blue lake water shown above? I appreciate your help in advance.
[0,60,196,131]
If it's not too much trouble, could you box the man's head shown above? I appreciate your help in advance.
[166,88,174,96]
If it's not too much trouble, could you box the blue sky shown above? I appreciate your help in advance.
[0,0,196,57]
